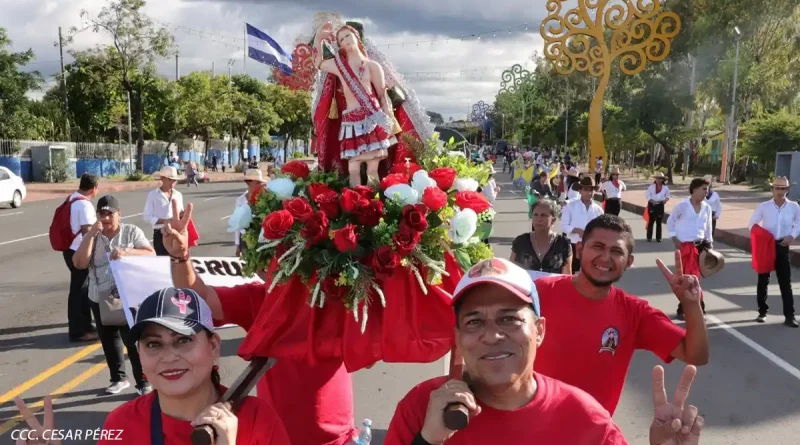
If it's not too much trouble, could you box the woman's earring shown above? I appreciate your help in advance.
[212,359,219,372]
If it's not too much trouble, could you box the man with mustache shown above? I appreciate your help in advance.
[384,258,704,445]
[534,214,710,415]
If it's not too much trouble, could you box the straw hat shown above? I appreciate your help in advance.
[243,168,267,183]
[567,167,579,178]
[699,249,725,278]
[653,172,666,180]
[155,166,183,181]
[609,165,621,175]
[769,176,796,187]
[703,174,714,183]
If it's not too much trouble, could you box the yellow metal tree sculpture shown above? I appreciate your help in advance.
[540,0,681,161]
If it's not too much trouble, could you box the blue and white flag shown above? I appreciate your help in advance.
[246,23,292,74]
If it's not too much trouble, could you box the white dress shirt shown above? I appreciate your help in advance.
[705,191,722,219]
[566,186,580,203]
[601,180,626,199]
[667,199,713,243]
[748,199,800,240]
[562,198,605,244]
[143,187,184,230]
[234,192,248,246]
[645,184,671,203]
[69,191,97,251]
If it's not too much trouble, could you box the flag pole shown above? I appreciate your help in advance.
[243,23,247,75]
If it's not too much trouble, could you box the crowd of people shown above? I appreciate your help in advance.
[14,150,800,444]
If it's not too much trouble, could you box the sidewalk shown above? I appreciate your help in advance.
[613,173,800,266]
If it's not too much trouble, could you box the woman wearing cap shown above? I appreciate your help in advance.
[511,199,572,274]
[703,175,721,236]
[144,166,185,256]
[601,166,626,216]
[645,172,671,242]
[13,288,291,445]
[73,195,155,396]
[234,169,267,257]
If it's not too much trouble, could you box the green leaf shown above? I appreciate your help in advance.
[454,247,472,272]
[427,212,443,229]
[474,222,493,240]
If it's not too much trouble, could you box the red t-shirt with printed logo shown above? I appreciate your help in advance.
[384,373,628,445]
[534,275,686,414]
[214,283,357,445]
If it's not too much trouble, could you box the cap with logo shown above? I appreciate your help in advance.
[452,258,541,317]
[128,287,215,342]
[97,195,120,213]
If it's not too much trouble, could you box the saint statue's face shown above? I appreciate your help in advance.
[337,28,358,50]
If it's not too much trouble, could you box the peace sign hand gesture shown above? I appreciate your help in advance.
[650,365,703,445]
[161,200,193,258]
[13,396,61,445]
[657,250,702,305]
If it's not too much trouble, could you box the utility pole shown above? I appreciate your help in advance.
[726,27,742,184]
[243,24,247,75]
[683,56,697,180]
[212,61,215,79]
[175,53,179,81]
[127,91,133,171]
[58,27,70,140]
[564,81,570,153]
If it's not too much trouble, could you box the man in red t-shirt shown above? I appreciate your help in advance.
[384,258,704,445]
[534,214,710,414]
[161,204,357,445]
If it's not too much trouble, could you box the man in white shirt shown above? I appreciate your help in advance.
[748,176,800,327]
[601,165,626,216]
[235,169,267,257]
[667,177,714,319]
[64,174,100,342]
[594,156,604,185]
[703,175,722,236]
[561,176,604,273]
[645,172,671,242]
[144,166,184,256]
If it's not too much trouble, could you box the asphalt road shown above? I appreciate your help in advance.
[1,176,799,444]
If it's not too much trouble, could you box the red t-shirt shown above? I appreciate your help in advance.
[215,283,356,445]
[384,373,628,445]
[98,387,289,444]
[534,275,686,414]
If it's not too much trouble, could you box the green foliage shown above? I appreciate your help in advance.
[291,150,306,159]
[43,155,71,183]
[125,170,151,181]
[0,28,45,139]
[741,110,800,160]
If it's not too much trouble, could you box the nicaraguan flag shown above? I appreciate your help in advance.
[246,23,292,74]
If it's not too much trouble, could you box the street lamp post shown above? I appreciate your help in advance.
[726,26,742,184]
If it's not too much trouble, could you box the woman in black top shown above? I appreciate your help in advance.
[510,198,573,274]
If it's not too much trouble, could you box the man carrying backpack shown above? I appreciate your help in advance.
[52,174,100,342]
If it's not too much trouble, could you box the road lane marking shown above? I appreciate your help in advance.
[0,213,149,246]
[705,314,800,381]
[0,212,23,217]
[0,343,102,404]
[0,362,107,435]
[221,214,231,220]
[204,196,223,202]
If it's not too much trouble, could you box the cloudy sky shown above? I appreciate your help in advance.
[2,0,559,120]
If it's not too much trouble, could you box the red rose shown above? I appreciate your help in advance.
[372,246,400,277]
[283,197,314,222]
[380,173,409,190]
[455,191,491,214]
[320,276,348,301]
[314,190,340,219]
[300,211,329,247]
[281,160,310,179]
[340,188,368,213]
[248,184,266,205]
[354,199,384,227]
[390,162,421,177]
[353,185,376,200]
[332,224,360,253]
[393,226,421,256]
[428,167,457,191]
[401,204,429,232]
[262,210,295,240]
[307,183,333,202]
[422,187,448,211]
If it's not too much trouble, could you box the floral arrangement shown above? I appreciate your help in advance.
[229,134,495,331]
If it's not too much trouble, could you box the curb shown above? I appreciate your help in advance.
[25,177,243,194]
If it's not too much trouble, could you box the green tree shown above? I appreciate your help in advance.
[741,110,800,161]
[230,75,282,162]
[270,85,312,159]
[0,28,44,139]
[427,111,445,125]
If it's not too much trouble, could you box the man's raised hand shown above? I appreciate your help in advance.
[161,200,193,258]
[657,250,701,304]
[649,365,703,445]
[13,396,60,445]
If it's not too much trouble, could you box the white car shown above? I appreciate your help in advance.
[0,166,26,208]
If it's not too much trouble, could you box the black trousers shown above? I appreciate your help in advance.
[62,250,94,339]
[712,214,717,237]
[571,243,581,273]
[90,302,146,386]
[757,244,795,318]
[153,230,169,256]
[646,203,665,241]
[595,172,602,184]
[605,199,621,216]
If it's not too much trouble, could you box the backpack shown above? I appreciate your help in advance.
[50,195,88,251]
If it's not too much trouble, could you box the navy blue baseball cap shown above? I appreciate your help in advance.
[128,288,215,342]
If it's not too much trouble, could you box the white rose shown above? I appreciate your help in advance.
[266,178,296,200]
[227,204,253,232]
[385,184,420,205]
[411,170,438,196]
[448,209,478,244]
[453,177,479,192]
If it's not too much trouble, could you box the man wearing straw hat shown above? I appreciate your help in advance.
[234,169,268,257]
[143,166,185,256]
[645,172,671,242]
[703,175,722,236]
[601,166,626,216]
[562,176,604,273]
[748,176,800,327]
